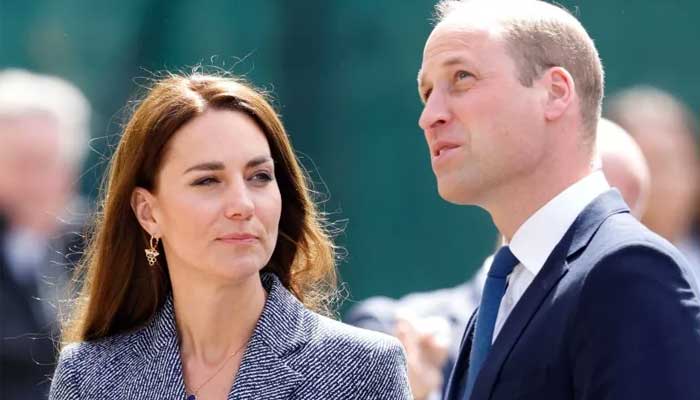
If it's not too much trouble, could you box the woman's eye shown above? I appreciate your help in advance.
[250,171,273,183]
[192,177,219,186]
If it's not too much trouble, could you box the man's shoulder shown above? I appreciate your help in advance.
[586,212,683,264]
[571,212,695,297]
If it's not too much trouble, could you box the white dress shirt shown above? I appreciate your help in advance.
[492,171,610,342]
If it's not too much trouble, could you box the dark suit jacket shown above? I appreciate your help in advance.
[0,211,84,400]
[445,190,700,400]
[0,216,54,399]
[50,273,412,399]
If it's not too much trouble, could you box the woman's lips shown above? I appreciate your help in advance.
[217,233,259,244]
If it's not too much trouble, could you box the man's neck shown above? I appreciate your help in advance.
[488,166,594,241]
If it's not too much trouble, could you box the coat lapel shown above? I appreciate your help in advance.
[128,273,312,399]
[228,273,305,399]
[130,295,188,399]
[228,335,304,400]
[470,190,630,399]
[444,309,477,400]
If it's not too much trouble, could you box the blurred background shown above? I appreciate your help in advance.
[4,0,697,304]
[1,0,699,397]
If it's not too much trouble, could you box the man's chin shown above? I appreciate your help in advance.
[437,181,479,206]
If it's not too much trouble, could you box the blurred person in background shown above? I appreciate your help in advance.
[344,117,651,400]
[50,73,411,400]
[0,69,90,400]
[606,86,700,293]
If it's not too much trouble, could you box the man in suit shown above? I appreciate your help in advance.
[345,117,652,400]
[0,69,90,399]
[607,86,700,294]
[415,1,700,399]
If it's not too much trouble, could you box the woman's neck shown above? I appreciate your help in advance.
[171,272,267,365]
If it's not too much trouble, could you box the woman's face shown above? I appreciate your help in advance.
[134,109,282,283]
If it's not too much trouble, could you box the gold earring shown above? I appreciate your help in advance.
[145,235,160,266]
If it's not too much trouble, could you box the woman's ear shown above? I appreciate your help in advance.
[131,187,160,237]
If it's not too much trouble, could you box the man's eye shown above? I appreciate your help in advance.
[422,89,432,102]
[456,70,472,80]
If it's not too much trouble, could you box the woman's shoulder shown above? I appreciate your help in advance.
[293,310,407,373]
[51,331,146,398]
[263,272,405,357]
[285,311,411,399]
[55,296,177,373]
[56,329,143,372]
[311,312,404,354]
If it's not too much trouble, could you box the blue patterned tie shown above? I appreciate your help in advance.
[463,246,519,399]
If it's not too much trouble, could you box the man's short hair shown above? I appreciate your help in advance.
[0,69,91,169]
[434,0,605,139]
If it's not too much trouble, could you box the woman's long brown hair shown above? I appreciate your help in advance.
[62,73,338,344]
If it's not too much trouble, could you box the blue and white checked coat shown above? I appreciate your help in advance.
[50,273,412,399]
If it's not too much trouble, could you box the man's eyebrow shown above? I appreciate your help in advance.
[418,56,469,90]
[442,56,468,68]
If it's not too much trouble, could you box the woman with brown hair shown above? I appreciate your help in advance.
[49,73,410,400]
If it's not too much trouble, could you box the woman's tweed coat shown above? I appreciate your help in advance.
[49,273,412,399]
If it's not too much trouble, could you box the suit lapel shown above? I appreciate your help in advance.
[131,295,188,399]
[141,339,188,399]
[132,273,309,399]
[119,271,315,399]
[444,308,477,400]
[470,190,630,399]
[470,237,572,400]
[228,273,306,399]
[229,335,303,400]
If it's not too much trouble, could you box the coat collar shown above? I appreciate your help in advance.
[468,190,629,400]
[131,272,306,399]
[229,273,305,399]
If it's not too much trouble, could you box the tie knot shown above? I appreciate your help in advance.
[488,246,519,278]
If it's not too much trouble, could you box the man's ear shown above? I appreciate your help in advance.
[131,187,160,237]
[541,66,575,122]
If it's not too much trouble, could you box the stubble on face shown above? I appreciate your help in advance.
[420,22,546,208]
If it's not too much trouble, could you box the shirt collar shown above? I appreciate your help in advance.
[509,170,610,275]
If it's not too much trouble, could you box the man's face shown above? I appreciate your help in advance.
[626,119,698,242]
[0,114,72,233]
[417,22,548,206]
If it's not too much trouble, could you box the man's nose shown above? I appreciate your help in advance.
[418,90,450,132]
